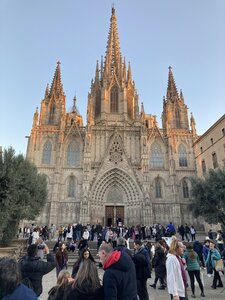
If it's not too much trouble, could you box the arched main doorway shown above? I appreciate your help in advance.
[90,167,142,226]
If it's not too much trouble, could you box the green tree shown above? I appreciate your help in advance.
[0,147,47,246]
[188,167,225,230]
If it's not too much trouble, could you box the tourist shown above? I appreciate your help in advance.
[55,242,68,277]
[114,236,132,257]
[47,270,73,300]
[19,244,55,298]
[0,257,37,300]
[166,239,188,300]
[98,242,138,300]
[65,259,103,300]
[190,226,196,241]
[150,242,166,290]
[133,240,150,300]
[205,240,223,289]
[183,243,205,298]
[72,247,95,278]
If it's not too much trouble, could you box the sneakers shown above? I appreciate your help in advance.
[150,284,156,289]
[201,292,205,297]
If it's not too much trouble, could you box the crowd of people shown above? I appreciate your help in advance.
[1,222,225,300]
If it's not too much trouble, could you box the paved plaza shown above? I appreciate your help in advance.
[41,266,225,300]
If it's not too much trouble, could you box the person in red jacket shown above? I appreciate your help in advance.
[98,242,138,300]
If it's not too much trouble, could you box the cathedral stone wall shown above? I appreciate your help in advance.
[26,8,200,228]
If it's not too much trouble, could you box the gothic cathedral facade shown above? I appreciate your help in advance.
[27,8,198,227]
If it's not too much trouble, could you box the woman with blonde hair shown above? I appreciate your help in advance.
[65,259,103,300]
[47,270,73,300]
[166,239,188,300]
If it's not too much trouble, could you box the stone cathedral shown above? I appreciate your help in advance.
[27,8,198,227]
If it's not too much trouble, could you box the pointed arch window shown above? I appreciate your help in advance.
[110,85,118,113]
[127,88,133,119]
[42,141,52,164]
[175,107,181,128]
[155,178,162,198]
[67,142,80,166]
[182,179,189,198]
[150,143,164,168]
[95,89,101,117]
[49,104,55,124]
[179,144,187,167]
[68,176,75,197]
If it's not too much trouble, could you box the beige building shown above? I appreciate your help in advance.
[26,8,199,227]
[194,114,225,177]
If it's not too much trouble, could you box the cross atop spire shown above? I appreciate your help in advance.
[166,66,179,102]
[49,61,64,97]
[104,7,122,79]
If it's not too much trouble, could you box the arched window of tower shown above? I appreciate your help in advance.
[110,85,118,113]
[178,144,188,167]
[67,141,80,166]
[42,141,52,164]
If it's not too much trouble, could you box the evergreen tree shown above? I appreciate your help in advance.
[0,147,47,246]
[188,167,225,229]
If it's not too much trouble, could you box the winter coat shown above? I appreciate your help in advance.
[153,248,166,278]
[2,284,38,300]
[55,249,68,269]
[205,248,221,268]
[193,240,203,256]
[103,250,138,300]
[65,283,103,300]
[19,254,56,297]
[166,253,185,298]
[183,249,200,271]
[133,246,151,280]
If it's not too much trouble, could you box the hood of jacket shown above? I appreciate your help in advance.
[104,250,133,272]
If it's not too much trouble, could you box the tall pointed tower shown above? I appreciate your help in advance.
[162,66,189,132]
[87,7,139,125]
[39,61,66,127]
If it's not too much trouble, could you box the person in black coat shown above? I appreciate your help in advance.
[98,242,138,300]
[150,243,166,289]
[114,236,132,257]
[19,244,56,298]
[65,259,103,300]
[133,240,150,300]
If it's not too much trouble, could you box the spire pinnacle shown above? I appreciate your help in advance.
[95,60,99,83]
[49,61,64,97]
[104,7,122,79]
[45,84,49,98]
[127,62,132,83]
[166,66,179,102]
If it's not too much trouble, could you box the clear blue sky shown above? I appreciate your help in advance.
[0,0,225,155]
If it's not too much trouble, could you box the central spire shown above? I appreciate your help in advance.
[166,66,179,102]
[104,7,122,80]
[49,61,64,97]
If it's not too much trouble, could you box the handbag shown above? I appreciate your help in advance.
[214,259,224,272]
